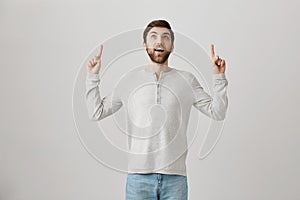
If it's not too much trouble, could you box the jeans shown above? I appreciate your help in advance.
[126,173,188,200]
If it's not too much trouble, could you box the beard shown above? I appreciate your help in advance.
[146,47,172,64]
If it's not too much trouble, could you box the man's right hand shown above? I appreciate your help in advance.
[87,44,103,74]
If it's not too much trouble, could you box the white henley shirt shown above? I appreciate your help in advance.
[85,67,228,176]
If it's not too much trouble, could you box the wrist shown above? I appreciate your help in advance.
[87,71,100,79]
[212,73,226,80]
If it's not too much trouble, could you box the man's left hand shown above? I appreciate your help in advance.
[210,44,226,74]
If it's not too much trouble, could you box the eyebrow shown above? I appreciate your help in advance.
[149,31,170,35]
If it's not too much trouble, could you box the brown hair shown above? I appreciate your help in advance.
[143,19,175,44]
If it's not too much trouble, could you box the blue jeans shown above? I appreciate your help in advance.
[126,173,188,200]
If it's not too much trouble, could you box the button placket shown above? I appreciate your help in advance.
[153,72,164,104]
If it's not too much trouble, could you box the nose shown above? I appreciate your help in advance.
[156,36,162,44]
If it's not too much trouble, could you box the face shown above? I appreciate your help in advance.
[144,27,174,64]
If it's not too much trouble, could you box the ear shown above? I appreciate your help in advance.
[143,42,147,50]
[171,43,174,53]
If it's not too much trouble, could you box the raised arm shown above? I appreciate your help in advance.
[85,45,123,121]
[191,44,228,121]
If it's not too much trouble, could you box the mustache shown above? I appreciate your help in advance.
[147,47,171,52]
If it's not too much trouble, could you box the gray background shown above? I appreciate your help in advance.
[0,0,299,199]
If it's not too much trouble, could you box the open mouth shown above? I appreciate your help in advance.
[154,48,164,52]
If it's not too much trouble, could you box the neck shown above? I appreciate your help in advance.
[146,59,171,73]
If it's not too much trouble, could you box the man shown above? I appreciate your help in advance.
[85,19,228,200]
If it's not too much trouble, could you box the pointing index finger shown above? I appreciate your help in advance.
[210,44,215,59]
[96,44,103,58]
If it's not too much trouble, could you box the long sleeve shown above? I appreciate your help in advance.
[85,72,123,121]
[191,73,228,121]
